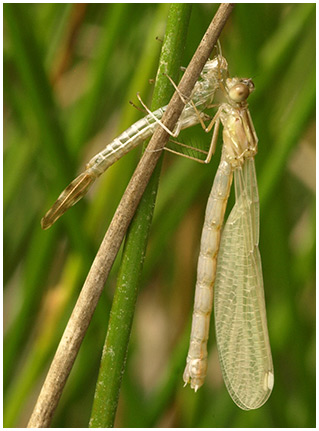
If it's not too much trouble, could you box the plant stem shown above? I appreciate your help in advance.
[89,4,192,427]
[27,4,234,428]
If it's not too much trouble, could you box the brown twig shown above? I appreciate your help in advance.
[27,3,235,427]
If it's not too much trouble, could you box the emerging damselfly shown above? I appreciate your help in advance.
[41,49,273,410]
[41,55,228,230]
[181,60,274,410]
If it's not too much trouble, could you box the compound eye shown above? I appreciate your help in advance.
[228,83,250,102]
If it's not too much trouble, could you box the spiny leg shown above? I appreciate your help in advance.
[164,111,221,164]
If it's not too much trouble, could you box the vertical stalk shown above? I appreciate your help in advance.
[89,4,192,427]
[27,4,234,427]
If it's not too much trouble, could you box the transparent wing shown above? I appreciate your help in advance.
[214,158,274,410]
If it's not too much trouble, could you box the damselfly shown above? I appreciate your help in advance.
[182,62,274,410]
[41,50,273,410]
[41,55,228,230]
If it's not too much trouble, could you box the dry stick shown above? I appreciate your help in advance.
[27,3,235,428]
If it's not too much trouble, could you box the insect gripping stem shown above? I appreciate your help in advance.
[183,63,274,410]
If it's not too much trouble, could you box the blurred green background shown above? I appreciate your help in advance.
[4,3,315,427]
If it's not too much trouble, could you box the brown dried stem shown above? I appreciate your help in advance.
[27,3,235,427]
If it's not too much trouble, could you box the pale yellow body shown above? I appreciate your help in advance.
[183,75,274,410]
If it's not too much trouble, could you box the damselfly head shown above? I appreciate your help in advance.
[226,77,255,104]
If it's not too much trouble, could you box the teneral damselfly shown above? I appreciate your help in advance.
[41,50,274,410]
[182,67,274,411]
